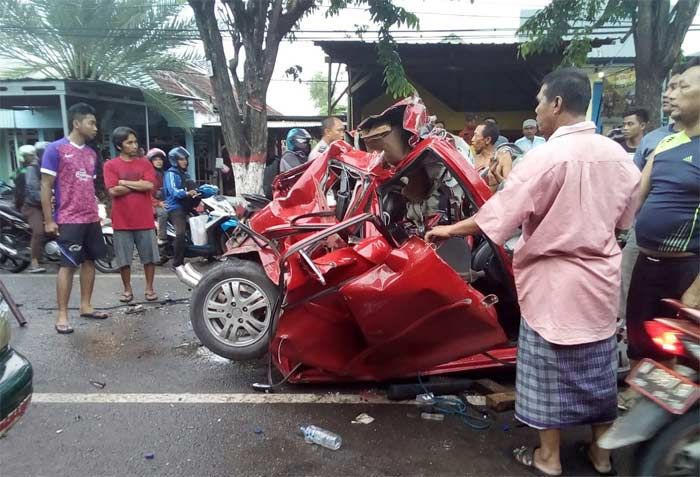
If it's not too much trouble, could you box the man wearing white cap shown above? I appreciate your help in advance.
[515,119,546,153]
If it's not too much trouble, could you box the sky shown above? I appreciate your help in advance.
[255,0,700,115]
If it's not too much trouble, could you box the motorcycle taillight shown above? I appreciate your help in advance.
[644,321,685,356]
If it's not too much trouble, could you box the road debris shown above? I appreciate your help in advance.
[351,413,375,425]
[464,394,487,406]
[299,425,342,450]
[420,412,445,421]
[415,393,435,405]
[89,380,106,389]
[144,452,155,460]
[125,305,145,315]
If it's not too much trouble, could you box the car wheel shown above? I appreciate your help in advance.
[190,259,279,360]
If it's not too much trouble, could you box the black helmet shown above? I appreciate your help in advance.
[168,146,190,168]
[285,128,312,155]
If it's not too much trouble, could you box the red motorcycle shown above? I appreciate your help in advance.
[182,97,520,385]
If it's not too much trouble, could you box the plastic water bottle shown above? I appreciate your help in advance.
[299,425,342,450]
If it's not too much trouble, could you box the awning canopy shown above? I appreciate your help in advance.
[316,40,611,125]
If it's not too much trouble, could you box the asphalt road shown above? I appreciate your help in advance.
[0,265,633,476]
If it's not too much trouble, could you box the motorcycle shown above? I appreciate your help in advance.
[0,197,117,273]
[598,298,700,476]
[161,185,239,266]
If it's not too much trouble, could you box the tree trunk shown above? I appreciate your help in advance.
[633,0,699,130]
[634,65,664,129]
[231,102,268,195]
[189,0,268,196]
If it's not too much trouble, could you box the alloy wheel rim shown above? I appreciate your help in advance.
[203,278,271,348]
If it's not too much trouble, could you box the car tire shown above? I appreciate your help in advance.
[635,409,699,477]
[190,259,279,360]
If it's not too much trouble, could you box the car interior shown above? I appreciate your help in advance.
[374,151,521,340]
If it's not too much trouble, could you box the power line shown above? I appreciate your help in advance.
[1,23,664,33]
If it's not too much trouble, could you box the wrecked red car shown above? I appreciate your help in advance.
[182,96,520,384]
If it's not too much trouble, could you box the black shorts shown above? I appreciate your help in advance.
[57,222,107,267]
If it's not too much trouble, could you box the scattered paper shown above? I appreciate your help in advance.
[351,413,375,425]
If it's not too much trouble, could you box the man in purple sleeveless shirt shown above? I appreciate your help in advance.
[41,103,109,334]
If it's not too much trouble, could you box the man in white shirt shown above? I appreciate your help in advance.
[309,116,345,161]
[515,119,546,153]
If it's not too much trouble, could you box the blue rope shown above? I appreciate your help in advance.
[417,374,491,431]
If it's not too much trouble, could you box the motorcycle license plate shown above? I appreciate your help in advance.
[626,359,700,414]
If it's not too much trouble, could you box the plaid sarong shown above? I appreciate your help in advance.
[515,319,618,429]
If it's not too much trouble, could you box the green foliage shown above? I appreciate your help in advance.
[517,0,636,65]
[0,0,203,126]
[308,71,347,115]
[326,0,419,98]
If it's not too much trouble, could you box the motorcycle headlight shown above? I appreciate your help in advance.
[0,298,10,353]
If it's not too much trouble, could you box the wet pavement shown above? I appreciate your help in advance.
[0,264,633,476]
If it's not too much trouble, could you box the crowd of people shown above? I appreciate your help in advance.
[9,102,204,333]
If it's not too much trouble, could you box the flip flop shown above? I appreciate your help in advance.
[513,446,562,477]
[119,292,134,303]
[55,323,74,334]
[579,442,617,476]
[80,311,109,320]
[144,291,158,301]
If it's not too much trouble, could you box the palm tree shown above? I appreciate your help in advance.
[0,0,203,125]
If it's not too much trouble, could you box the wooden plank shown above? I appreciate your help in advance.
[473,379,508,395]
[486,392,516,412]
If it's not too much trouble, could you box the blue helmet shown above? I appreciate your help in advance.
[167,146,190,168]
[285,128,312,154]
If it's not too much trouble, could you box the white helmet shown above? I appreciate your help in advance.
[18,144,36,157]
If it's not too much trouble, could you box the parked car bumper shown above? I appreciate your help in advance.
[0,347,33,436]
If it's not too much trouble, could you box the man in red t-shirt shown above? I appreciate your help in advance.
[103,127,159,302]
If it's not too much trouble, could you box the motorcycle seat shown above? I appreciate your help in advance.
[0,203,24,220]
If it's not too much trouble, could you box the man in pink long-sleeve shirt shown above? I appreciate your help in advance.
[427,68,640,476]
